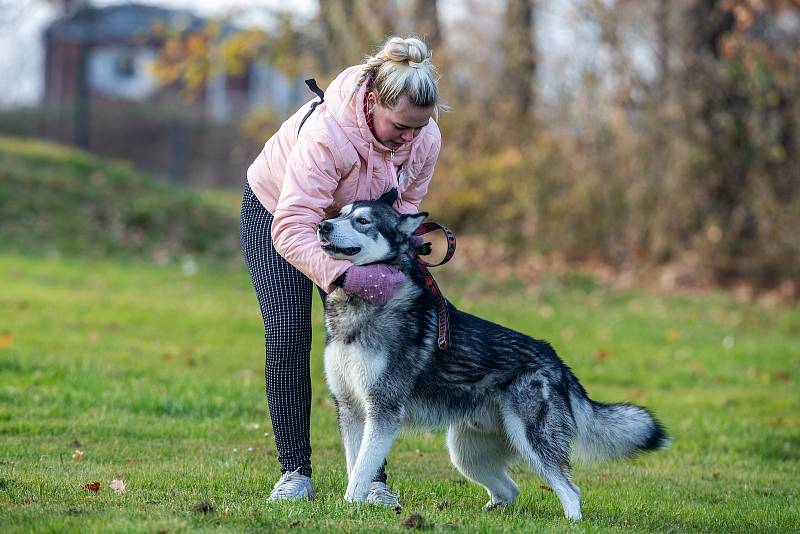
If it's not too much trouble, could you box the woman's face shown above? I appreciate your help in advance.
[368,92,434,150]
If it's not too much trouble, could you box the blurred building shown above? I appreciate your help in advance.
[43,2,305,123]
[35,1,308,185]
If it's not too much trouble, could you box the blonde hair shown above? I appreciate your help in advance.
[351,36,447,118]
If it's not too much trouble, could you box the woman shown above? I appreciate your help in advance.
[240,36,445,506]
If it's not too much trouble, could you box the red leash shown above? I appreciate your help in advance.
[412,222,457,349]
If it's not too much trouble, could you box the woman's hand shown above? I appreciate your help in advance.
[341,264,406,305]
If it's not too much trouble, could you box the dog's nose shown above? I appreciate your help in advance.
[318,220,333,234]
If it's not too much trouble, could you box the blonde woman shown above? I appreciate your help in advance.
[240,36,445,506]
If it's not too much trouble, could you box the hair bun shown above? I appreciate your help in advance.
[351,35,447,117]
[404,38,428,64]
[379,37,430,65]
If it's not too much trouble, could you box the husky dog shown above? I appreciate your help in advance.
[317,192,668,521]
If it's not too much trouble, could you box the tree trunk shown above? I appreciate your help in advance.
[502,0,536,124]
[413,0,441,51]
[316,0,400,74]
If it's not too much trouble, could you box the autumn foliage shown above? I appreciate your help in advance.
[146,1,800,295]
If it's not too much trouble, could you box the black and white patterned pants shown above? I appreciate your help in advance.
[240,182,387,482]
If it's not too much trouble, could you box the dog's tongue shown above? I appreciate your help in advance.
[320,239,331,246]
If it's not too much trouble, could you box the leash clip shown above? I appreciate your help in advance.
[412,222,457,267]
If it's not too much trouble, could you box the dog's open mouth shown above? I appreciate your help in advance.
[320,239,361,256]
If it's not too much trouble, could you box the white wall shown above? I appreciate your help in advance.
[88,46,160,100]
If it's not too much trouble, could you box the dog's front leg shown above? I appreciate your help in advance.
[336,401,364,477]
[344,411,401,502]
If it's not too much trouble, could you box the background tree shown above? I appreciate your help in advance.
[413,0,441,51]
[501,0,537,131]
[316,0,400,74]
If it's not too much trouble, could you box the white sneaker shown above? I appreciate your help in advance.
[267,469,315,501]
[367,481,400,509]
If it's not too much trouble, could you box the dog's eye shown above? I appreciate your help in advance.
[356,218,370,225]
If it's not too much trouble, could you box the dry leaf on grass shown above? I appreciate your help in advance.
[84,482,101,492]
[190,500,215,514]
[594,348,610,362]
[401,512,432,530]
[110,477,126,495]
[72,450,84,461]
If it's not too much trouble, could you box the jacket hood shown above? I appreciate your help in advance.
[323,65,419,165]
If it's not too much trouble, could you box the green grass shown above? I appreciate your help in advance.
[1,252,798,533]
[0,136,239,261]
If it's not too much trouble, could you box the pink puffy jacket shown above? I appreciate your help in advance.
[246,65,442,292]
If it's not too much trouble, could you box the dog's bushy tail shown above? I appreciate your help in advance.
[567,377,669,463]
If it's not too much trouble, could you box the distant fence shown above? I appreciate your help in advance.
[0,100,268,187]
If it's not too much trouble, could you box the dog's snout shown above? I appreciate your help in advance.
[318,220,333,234]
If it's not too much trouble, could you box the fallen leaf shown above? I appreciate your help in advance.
[628,388,646,399]
[72,450,85,461]
[190,500,215,514]
[664,329,679,342]
[723,336,735,349]
[770,417,784,428]
[560,327,575,342]
[84,482,101,492]
[109,477,126,495]
[540,484,553,492]
[401,512,431,530]
[0,334,12,349]
[594,348,610,362]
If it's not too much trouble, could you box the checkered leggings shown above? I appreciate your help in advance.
[239,182,387,482]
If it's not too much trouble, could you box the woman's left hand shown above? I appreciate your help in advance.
[341,264,406,305]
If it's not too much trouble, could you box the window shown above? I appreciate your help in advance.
[114,51,136,78]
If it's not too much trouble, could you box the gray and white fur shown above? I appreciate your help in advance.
[317,192,668,521]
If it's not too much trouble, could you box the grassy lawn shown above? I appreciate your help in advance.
[1,253,798,533]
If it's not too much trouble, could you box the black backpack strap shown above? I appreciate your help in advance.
[297,78,325,138]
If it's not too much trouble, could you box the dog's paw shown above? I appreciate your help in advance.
[484,499,509,510]
[565,510,582,522]
[344,485,369,503]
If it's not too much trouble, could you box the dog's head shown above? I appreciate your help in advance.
[317,190,427,266]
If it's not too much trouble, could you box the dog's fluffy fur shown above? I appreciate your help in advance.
[317,193,668,520]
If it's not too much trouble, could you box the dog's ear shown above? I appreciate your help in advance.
[398,212,428,238]
[378,188,398,206]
